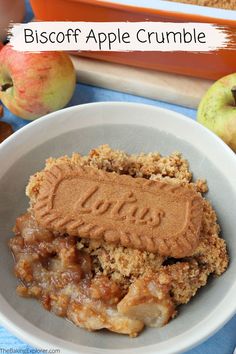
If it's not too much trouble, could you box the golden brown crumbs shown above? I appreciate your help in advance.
[167,0,236,10]
[26,145,193,201]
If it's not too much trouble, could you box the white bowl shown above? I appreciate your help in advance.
[0,102,236,354]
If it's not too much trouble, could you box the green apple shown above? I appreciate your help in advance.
[0,45,76,120]
[197,73,236,152]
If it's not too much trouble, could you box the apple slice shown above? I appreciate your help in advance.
[0,121,13,143]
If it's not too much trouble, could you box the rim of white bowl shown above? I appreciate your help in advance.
[0,102,235,354]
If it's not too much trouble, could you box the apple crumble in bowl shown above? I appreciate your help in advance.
[9,144,229,337]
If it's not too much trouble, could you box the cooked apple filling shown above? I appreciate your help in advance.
[9,145,228,337]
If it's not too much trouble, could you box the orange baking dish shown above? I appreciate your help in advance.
[30,0,236,80]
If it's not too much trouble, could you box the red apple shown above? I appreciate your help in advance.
[0,45,76,119]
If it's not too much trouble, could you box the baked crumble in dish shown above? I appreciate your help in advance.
[167,0,236,10]
[9,145,229,337]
